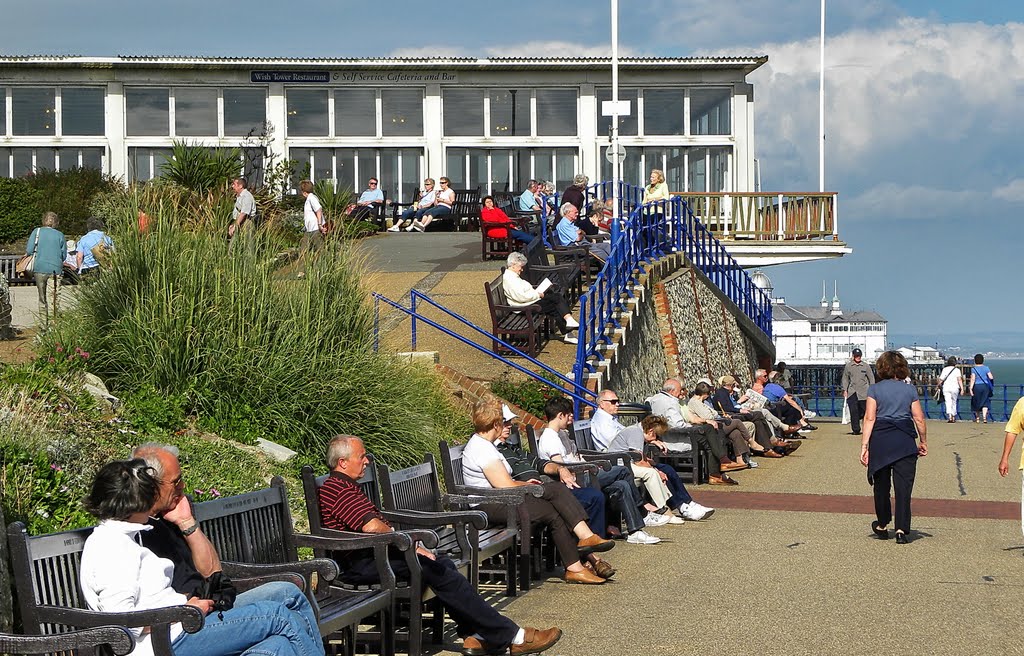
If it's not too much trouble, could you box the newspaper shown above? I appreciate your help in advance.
[741,388,768,410]
[535,278,553,294]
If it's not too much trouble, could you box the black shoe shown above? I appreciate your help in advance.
[871,521,890,540]
[804,424,819,431]
[849,431,862,436]
[895,531,909,544]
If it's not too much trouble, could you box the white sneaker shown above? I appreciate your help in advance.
[666,514,685,525]
[682,503,715,521]
[404,222,417,231]
[412,220,426,232]
[564,316,580,329]
[644,512,671,527]
[387,223,402,232]
[804,410,817,418]
[562,335,578,344]
[626,529,661,545]
[747,459,759,468]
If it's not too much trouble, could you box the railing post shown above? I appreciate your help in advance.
[722,193,731,238]
[777,193,786,240]
[831,193,838,239]
[373,296,380,353]
[411,291,418,351]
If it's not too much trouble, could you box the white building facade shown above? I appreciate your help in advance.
[0,56,765,204]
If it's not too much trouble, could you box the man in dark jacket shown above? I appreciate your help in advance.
[842,348,876,435]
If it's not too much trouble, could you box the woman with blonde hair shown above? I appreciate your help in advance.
[642,169,669,204]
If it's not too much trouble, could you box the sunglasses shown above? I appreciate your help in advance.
[603,399,620,405]
[368,182,378,186]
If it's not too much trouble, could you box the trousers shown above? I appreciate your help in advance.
[847,393,867,433]
[171,598,324,656]
[479,481,587,567]
[872,454,917,533]
[596,465,645,534]
[571,486,606,539]
[669,425,724,476]
[344,553,518,647]
[654,463,692,510]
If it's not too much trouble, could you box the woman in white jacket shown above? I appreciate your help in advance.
[501,252,579,344]
[938,357,964,423]
[79,460,324,656]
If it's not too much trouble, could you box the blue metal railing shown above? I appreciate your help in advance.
[797,384,1023,422]
[372,290,597,410]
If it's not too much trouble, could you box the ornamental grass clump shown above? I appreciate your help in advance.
[42,187,467,466]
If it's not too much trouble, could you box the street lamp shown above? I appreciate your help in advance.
[819,0,826,193]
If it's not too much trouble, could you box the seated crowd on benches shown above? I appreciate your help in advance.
[57,362,811,656]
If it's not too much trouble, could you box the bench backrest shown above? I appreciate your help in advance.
[378,461,444,514]
[523,237,550,269]
[7,523,93,636]
[572,419,597,452]
[484,275,512,324]
[435,442,466,493]
[451,189,481,224]
[193,484,295,565]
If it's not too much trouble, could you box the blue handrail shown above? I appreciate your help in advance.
[372,290,597,409]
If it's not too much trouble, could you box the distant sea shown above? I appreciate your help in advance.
[989,359,1024,389]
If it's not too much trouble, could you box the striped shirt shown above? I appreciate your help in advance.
[318,471,388,532]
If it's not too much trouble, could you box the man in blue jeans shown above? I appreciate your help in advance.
[132,443,321,647]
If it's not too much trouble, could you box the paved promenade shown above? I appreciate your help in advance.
[454,420,1023,656]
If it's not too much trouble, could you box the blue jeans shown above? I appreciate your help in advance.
[570,486,606,538]
[654,463,692,510]
[234,581,319,645]
[172,584,323,656]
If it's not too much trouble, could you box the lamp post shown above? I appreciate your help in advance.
[819,0,826,193]
[610,0,621,241]
[510,89,518,190]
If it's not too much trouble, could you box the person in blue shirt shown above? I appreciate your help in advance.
[969,353,995,423]
[518,180,540,213]
[76,216,114,277]
[754,369,816,433]
[554,204,610,261]
[344,178,384,221]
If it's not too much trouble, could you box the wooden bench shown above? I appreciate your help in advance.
[484,274,549,357]
[300,460,474,656]
[7,522,205,656]
[481,209,531,261]
[437,441,545,592]
[522,236,582,306]
[193,480,403,656]
[0,626,135,655]
[450,188,481,232]
[0,255,32,286]
[389,187,420,228]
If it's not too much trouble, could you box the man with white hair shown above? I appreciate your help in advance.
[554,203,611,261]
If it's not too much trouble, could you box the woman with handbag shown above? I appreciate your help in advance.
[937,357,964,423]
[22,211,66,321]
[969,353,996,423]
[80,459,326,656]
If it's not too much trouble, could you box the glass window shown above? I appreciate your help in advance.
[489,149,510,193]
[12,88,56,136]
[381,89,423,137]
[446,148,467,187]
[128,147,173,182]
[287,89,329,136]
[489,89,530,137]
[398,148,421,202]
[690,88,731,135]
[57,147,104,171]
[174,88,218,136]
[536,89,577,136]
[664,147,685,192]
[688,147,706,192]
[442,89,483,136]
[13,149,33,176]
[335,148,355,193]
[709,147,729,192]
[643,89,684,135]
[0,148,9,177]
[335,89,376,137]
[0,94,5,136]
[312,148,334,183]
[468,150,486,191]
[602,146,642,187]
[533,148,553,187]
[357,148,377,187]
[126,88,170,136]
[379,149,399,200]
[596,88,638,136]
[35,148,55,172]
[82,147,104,171]
[61,87,104,136]
[224,88,267,136]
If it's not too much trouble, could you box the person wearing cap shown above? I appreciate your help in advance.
[842,348,876,436]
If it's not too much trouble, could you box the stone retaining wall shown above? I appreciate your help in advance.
[606,284,669,405]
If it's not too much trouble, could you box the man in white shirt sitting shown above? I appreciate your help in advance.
[536,397,663,544]
[590,389,713,521]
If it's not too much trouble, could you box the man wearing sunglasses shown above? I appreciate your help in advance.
[345,178,384,222]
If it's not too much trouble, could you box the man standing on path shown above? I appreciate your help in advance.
[842,348,876,435]
[228,177,256,241]
[997,396,1024,537]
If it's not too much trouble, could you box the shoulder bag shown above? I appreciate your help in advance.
[934,367,955,402]
[15,229,40,276]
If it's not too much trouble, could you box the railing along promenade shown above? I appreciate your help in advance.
[796,384,1024,422]
[671,191,838,241]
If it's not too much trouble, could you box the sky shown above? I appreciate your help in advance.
[2,0,1022,339]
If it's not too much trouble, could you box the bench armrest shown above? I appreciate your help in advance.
[34,604,203,656]
[221,559,337,585]
[381,508,488,531]
[0,626,136,656]
[579,448,640,463]
[295,529,411,591]
[558,461,602,475]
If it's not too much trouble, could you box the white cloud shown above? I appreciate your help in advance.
[994,179,1024,203]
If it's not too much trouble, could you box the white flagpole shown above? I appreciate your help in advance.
[611,0,620,240]
[819,0,826,193]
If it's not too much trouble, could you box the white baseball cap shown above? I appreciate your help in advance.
[501,404,518,421]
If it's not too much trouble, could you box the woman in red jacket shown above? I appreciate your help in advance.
[481,196,534,245]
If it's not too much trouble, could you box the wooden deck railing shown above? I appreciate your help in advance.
[670,192,839,241]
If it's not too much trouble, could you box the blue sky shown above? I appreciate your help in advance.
[2,1,1022,338]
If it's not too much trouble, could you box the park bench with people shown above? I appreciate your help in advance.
[191,479,403,655]
[450,188,482,231]
[300,460,477,656]
[484,274,550,357]
[522,236,583,306]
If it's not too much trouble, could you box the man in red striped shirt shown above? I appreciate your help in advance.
[318,434,562,656]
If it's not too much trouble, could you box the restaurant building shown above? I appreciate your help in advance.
[0,55,765,204]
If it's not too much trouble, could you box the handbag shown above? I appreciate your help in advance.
[194,571,237,616]
[934,367,955,402]
[15,229,41,275]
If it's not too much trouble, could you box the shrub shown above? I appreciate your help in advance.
[160,141,242,195]
[490,368,566,418]
[23,168,121,237]
[0,178,44,244]
[39,193,468,467]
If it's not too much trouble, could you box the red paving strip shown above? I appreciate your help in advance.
[695,491,1019,520]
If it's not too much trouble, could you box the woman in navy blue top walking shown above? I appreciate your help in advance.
[859,351,928,544]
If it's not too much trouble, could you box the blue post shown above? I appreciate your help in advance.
[373,296,380,353]
[411,292,417,351]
